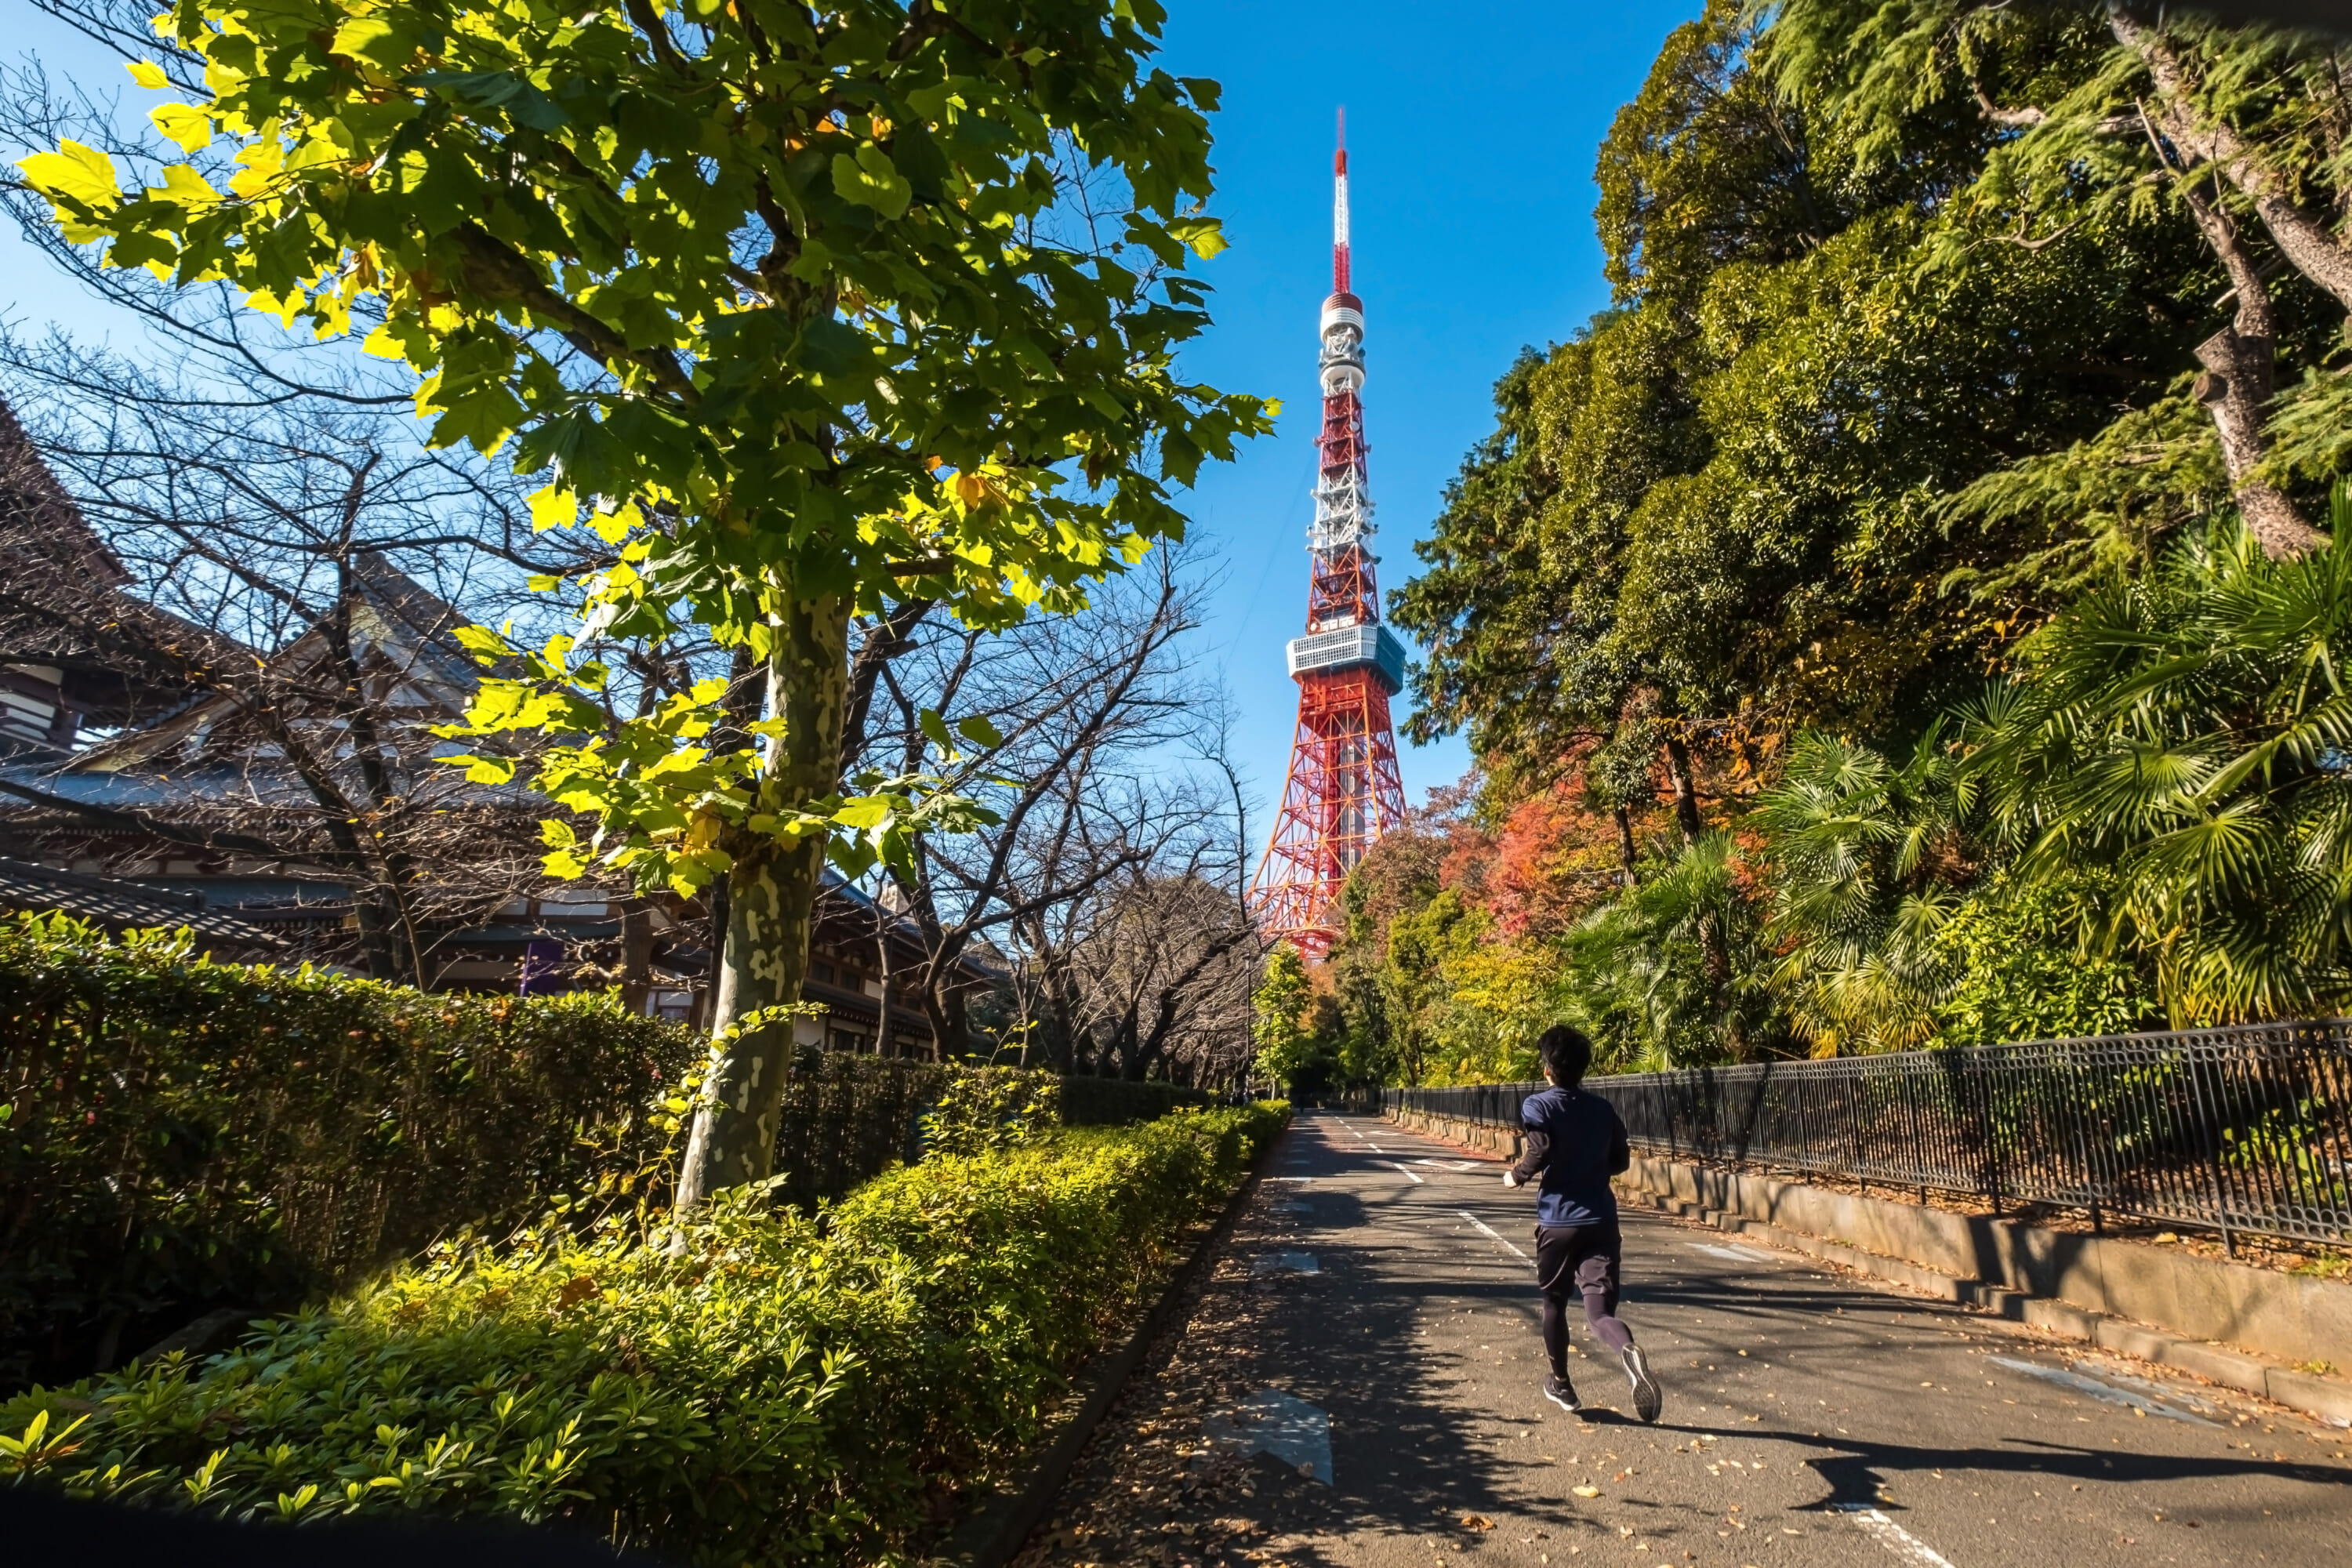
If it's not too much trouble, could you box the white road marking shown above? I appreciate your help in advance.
[1252,1250,1319,1276]
[1458,1211,1530,1261]
[1416,1158,1479,1171]
[1832,1504,1958,1567]
[1388,1161,1425,1184]
[1987,1356,2216,1425]
[2077,1363,2221,1416]
[1202,1388,1333,1484]
[1688,1242,1778,1265]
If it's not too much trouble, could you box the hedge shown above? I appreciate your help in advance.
[0,1101,1287,1565]
[2,916,1225,1392]
[0,916,699,1389]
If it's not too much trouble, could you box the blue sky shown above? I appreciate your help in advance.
[1,1,1704,818]
[1152,0,1702,811]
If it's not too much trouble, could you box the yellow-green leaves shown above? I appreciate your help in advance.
[529,484,579,532]
[1169,216,1226,259]
[31,0,1271,910]
[914,707,1005,757]
[148,164,223,212]
[151,102,214,154]
[589,502,642,545]
[18,140,119,211]
[126,60,170,90]
[832,143,913,219]
[540,817,590,879]
[332,13,430,70]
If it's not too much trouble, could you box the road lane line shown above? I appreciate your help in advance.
[1458,1211,1529,1261]
[1387,1161,1424,1184]
[1988,1356,2216,1425]
[1688,1241,1778,1265]
[1832,1504,1957,1566]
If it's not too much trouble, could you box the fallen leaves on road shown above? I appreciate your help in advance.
[1461,1514,1494,1530]
[1572,1485,1601,1497]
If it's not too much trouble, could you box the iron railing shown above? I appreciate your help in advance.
[1381,1021,2352,1250]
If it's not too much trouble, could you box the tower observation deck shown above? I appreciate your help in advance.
[1249,115,1408,960]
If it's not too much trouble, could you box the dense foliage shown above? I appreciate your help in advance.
[1349,3,2352,1080]
[19,0,1271,1204]
[0,1102,1284,1566]
[2,916,1201,1388]
[1,915,697,1389]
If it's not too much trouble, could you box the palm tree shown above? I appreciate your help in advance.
[1964,495,2352,1023]
[1758,728,1976,1053]
[1559,830,1779,1069]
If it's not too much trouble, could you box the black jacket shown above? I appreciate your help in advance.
[1509,1084,1630,1227]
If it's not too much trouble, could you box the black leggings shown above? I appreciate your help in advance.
[1534,1221,1634,1371]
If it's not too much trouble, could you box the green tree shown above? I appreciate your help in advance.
[1766,0,2352,557]
[1965,499,2352,1023]
[1249,943,1316,1090]
[1394,1,2209,781]
[23,0,1269,1201]
[1755,727,1975,1053]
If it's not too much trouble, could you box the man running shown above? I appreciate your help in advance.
[1503,1025,1661,1421]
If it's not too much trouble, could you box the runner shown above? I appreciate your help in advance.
[1502,1025,1662,1421]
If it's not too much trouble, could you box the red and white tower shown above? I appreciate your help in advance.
[1250,115,1408,960]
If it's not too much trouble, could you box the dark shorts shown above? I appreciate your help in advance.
[1534,1221,1622,1312]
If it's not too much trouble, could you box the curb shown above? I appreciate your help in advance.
[927,1122,1285,1568]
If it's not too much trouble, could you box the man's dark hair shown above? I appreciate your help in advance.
[1537,1025,1594,1087]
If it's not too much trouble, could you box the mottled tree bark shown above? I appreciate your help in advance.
[674,586,850,1210]
[2111,3,2352,315]
[2176,184,2325,558]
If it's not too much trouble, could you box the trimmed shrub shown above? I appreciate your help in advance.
[918,1067,1061,1156]
[0,916,698,1388]
[0,1102,1288,1566]
[2,916,1223,1392]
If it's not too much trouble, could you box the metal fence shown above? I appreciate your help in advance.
[1381,1022,2352,1250]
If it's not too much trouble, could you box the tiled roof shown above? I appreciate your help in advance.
[0,856,285,951]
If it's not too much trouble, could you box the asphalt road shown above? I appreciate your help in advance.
[1011,1109,2352,1568]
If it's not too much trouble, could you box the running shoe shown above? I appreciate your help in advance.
[1543,1372,1581,1413]
[1621,1345,1661,1423]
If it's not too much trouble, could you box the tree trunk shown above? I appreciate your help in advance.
[674,586,850,1210]
[1023,913,1083,1073]
[1661,732,1705,844]
[2176,184,2325,558]
[619,902,653,1016]
[1661,731,1745,1058]
[941,983,973,1062]
[1613,804,1638,887]
[2111,3,2352,314]
[695,644,762,1028]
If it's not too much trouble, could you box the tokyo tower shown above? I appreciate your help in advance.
[1250,115,1408,960]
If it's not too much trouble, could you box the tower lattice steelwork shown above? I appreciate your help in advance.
[1250,118,1407,960]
